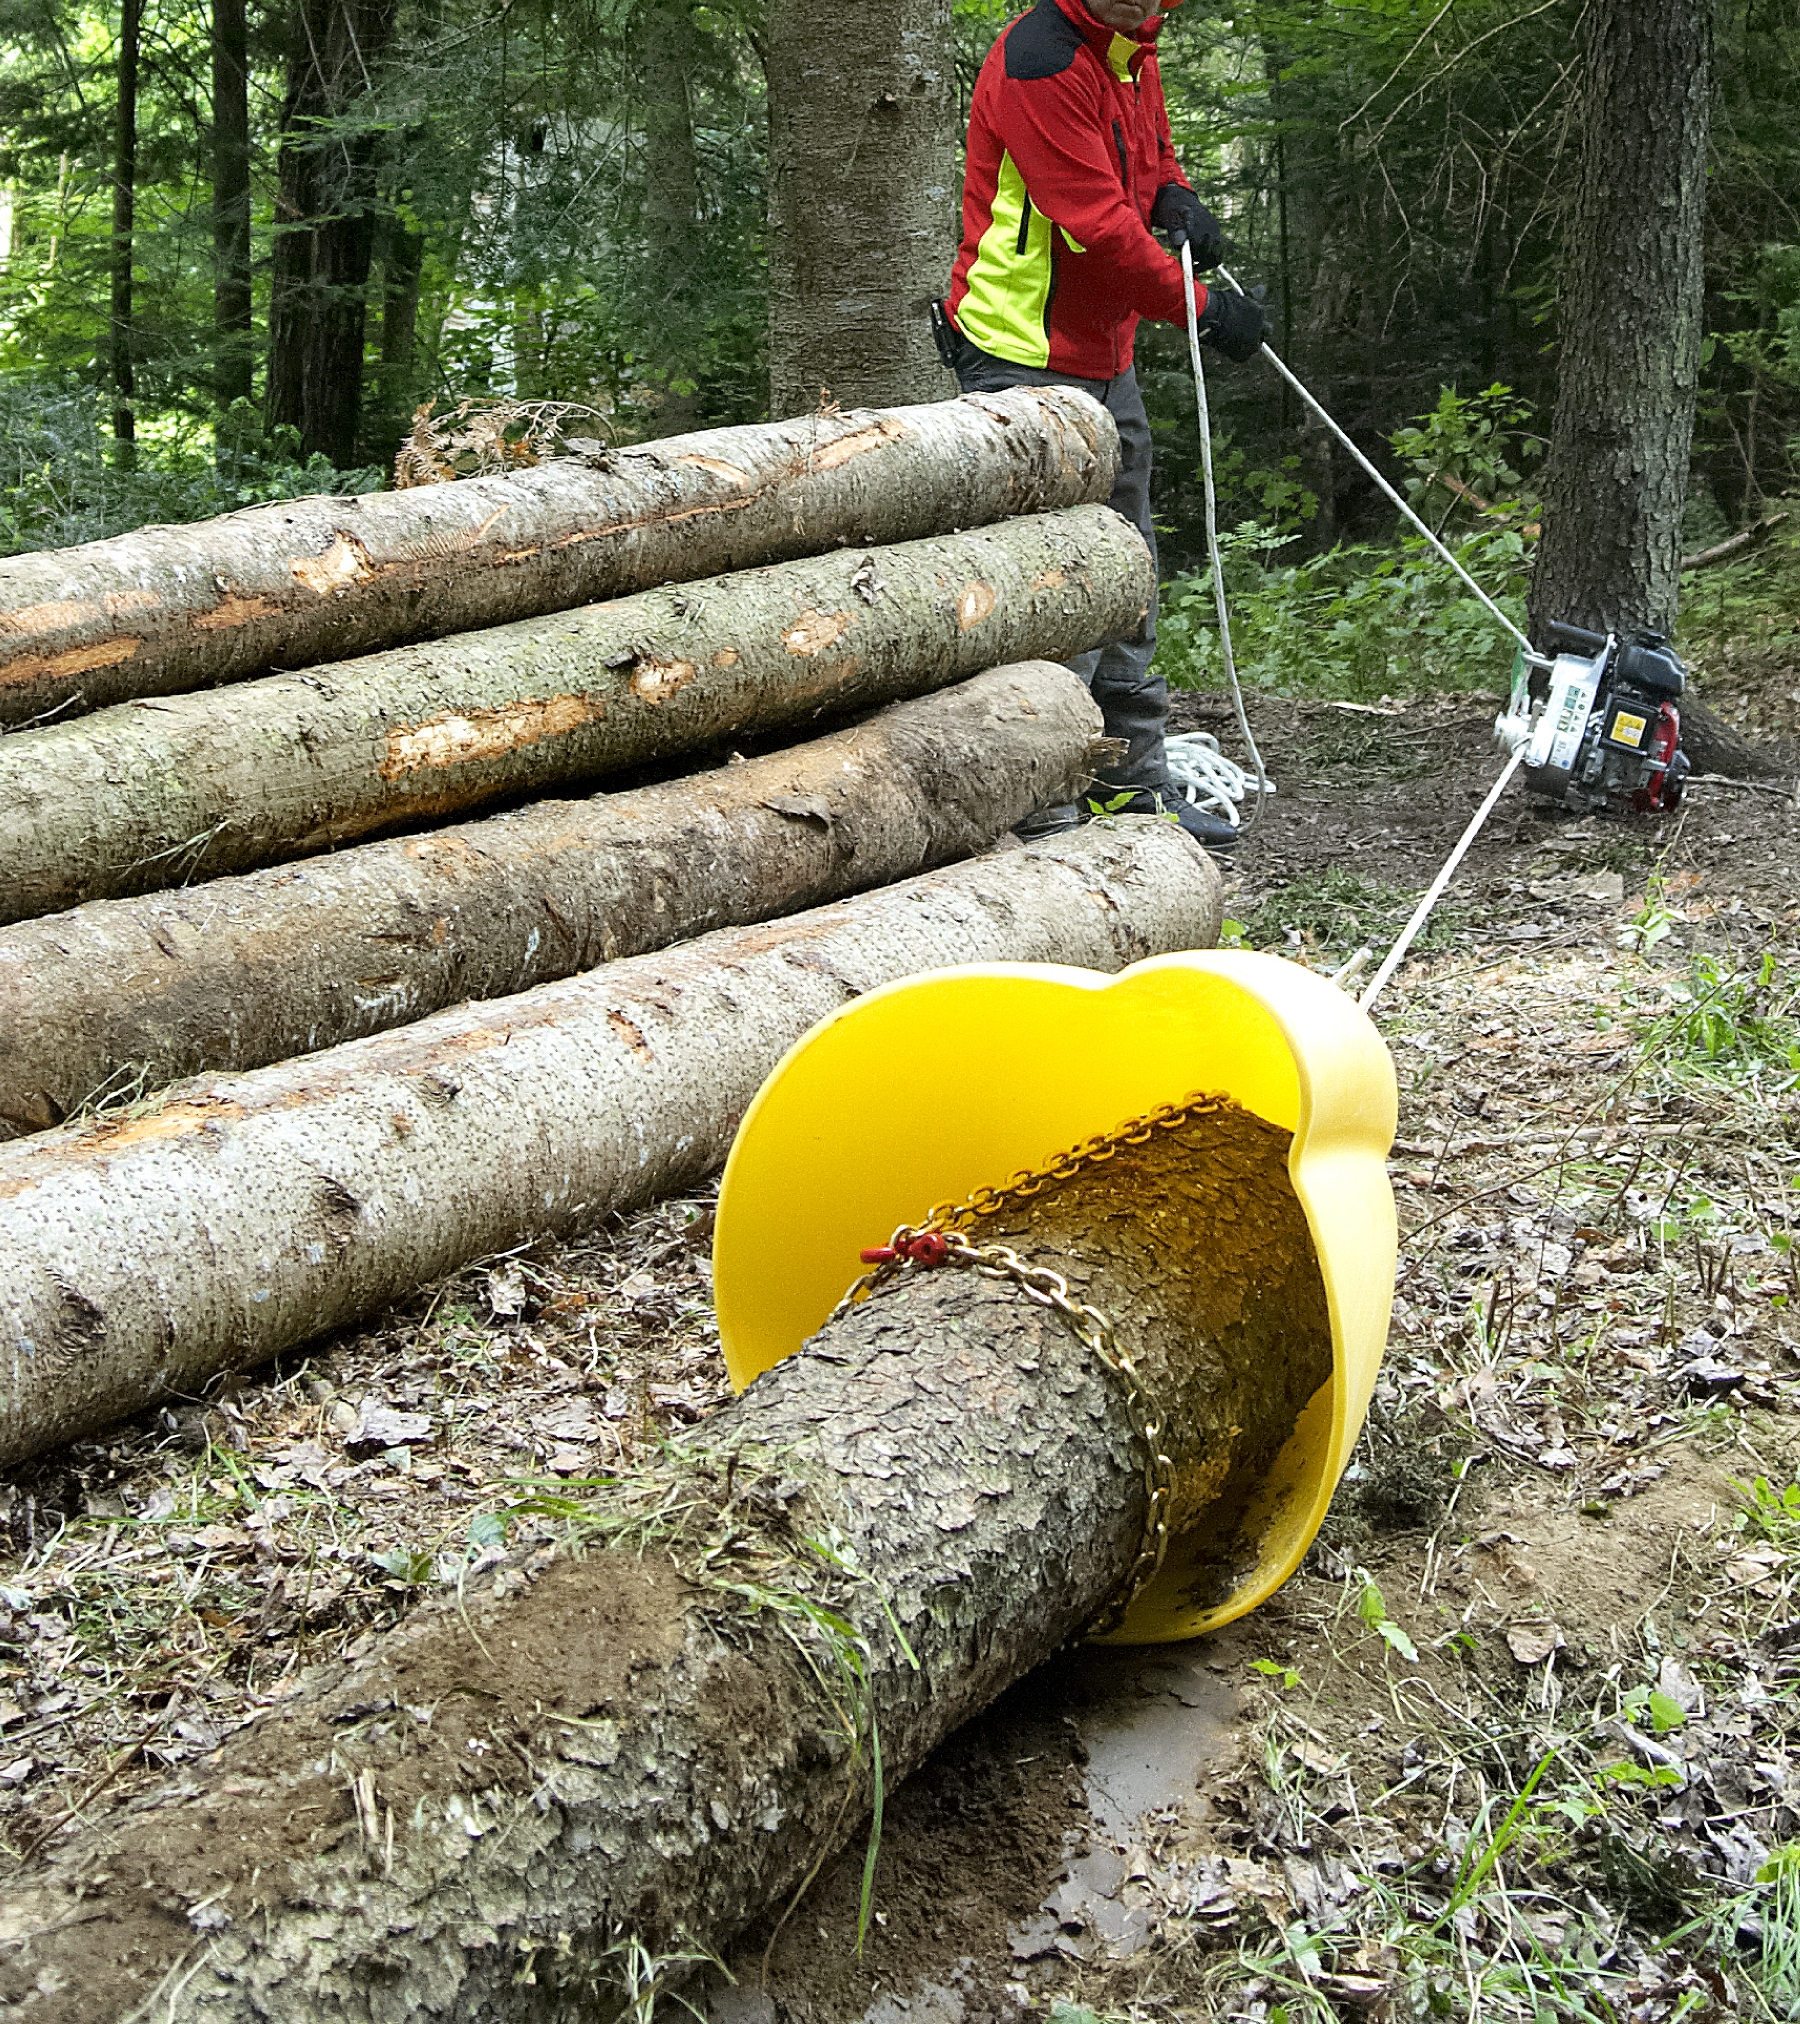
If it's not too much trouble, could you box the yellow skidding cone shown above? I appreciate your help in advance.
[714,950,1397,1644]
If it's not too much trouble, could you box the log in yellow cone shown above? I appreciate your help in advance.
[713,950,1397,1643]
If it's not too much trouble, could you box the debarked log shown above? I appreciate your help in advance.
[0,505,1151,923]
[0,1098,1327,2024]
[0,387,1117,728]
[0,663,1106,1136]
[0,818,1222,1466]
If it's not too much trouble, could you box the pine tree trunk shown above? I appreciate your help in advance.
[266,0,399,466]
[0,506,1149,922]
[373,215,424,441]
[1526,5,1708,647]
[109,0,140,455]
[212,0,255,417]
[766,0,957,416]
[0,819,1221,1468]
[0,385,1116,727]
[639,0,704,434]
[0,1096,1305,2024]
[0,663,1105,1135]
[1526,0,1776,779]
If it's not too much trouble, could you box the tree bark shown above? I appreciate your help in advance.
[371,211,425,450]
[0,818,1221,1466]
[212,0,255,419]
[0,663,1106,1136]
[1524,1,1776,781]
[0,506,1150,922]
[766,0,957,416]
[265,0,399,466]
[639,0,704,434]
[0,1099,1309,2023]
[0,386,1115,727]
[109,0,141,454]
[1526,0,1709,647]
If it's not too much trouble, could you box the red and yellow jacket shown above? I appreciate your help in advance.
[948,0,1205,381]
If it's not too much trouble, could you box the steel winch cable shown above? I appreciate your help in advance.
[1181,252,1545,1014]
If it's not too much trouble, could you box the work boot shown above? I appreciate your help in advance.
[1112,789,1238,854]
[1012,802,1083,843]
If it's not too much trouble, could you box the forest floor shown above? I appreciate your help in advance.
[2,645,1798,2021]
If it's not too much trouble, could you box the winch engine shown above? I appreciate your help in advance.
[1496,621,1689,814]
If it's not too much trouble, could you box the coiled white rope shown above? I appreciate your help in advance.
[1166,730,1276,821]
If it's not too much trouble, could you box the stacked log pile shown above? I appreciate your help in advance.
[0,387,1223,1459]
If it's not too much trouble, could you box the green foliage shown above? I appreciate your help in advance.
[1250,1656,1301,1690]
[1737,1475,1800,1551]
[1390,382,1543,526]
[1156,387,1534,702]
[1353,1570,1418,1663]
[1230,866,1463,958]
[0,375,380,558]
[1634,948,1800,1092]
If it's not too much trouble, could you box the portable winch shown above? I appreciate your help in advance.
[1495,621,1689,814]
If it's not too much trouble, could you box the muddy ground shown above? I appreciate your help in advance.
[3,665,1798,2022]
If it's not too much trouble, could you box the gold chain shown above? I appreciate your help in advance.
[828,1090,1226,1635]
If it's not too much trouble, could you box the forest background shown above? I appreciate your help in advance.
[0,0,1795,704]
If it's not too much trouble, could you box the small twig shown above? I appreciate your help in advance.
[1682,773,1798,798]
[12,1720,166,1867]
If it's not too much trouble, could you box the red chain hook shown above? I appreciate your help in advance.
[859,1231,951,1269]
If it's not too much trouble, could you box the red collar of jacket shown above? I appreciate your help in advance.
[1046,0,1167,76]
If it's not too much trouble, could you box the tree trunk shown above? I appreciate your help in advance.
[0,385,1115,727]
[1526,0,1709,649]
[0,506,1150,922]
[371,212,424,451]
[0,1098,1309,2024]
[0,663,1105,1136]
[639,0,704,433]
[766,0,957,416]
[212,0,255,421]
[1525,0,1776,780]
[0,819,1220,1467]
[266,0,399,466]
[109,0,141,454]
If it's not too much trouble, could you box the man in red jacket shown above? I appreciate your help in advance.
[945,0,1266,849]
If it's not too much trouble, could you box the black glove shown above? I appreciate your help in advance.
[1150,183,1224,270]
[1197,284,1269,363]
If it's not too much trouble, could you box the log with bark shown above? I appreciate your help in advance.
[0,1094,1324,2024]
[0,505,1151,924]
[0,388,1115,728]
[0,818,1221,1466]
[0,663,1106,1136]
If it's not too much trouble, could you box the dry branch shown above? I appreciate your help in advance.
[0,505,1150,924]
[0,1101,1320,2023]
[0,819,1222,1465]
[0,664,1106,1136]
[1680,510,1789,572]
[0,388,1117,727]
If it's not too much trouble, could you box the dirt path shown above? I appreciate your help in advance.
[2,687,1796,2022]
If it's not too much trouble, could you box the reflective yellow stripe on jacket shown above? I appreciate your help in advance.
[956,152,1067,368]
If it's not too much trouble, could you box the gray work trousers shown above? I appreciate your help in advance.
[953,339,1170,797]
